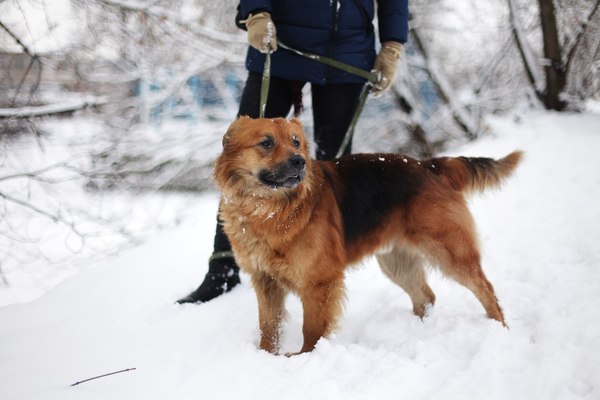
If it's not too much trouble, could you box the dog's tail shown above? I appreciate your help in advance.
[431,151,523,194]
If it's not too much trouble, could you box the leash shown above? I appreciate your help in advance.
[276,41,379,83]
[259,41,380,158]
[335,84,370,158]
[259,47,271,118]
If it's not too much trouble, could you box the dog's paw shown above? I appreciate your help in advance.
[413,302,434,319]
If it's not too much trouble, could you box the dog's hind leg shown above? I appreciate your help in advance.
[251,272,287,354]
[424,220,507,327]
[376,246,436,318]
[442,258,506,326]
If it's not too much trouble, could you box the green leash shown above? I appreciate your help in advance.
[259,47,271,118]
[335,84,370,158]
[259,41,380,157]
[277,41,379,83]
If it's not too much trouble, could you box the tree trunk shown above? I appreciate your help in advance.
[538,0,566,110]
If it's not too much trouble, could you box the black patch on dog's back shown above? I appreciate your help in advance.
[332,154,425,245]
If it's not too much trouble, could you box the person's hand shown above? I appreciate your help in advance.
[372,41,403,96]
[245,12,277,53]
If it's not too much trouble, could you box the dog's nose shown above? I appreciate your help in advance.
[289,154,306,169]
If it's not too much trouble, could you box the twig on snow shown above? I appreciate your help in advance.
[70,367,137,387]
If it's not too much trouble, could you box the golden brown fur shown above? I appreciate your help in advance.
[214,116,523,355]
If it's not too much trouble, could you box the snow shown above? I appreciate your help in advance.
[1,111,600,399]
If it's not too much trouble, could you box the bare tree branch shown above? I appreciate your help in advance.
[0,18,44,107]
[0,161,94,185]
[0,19,36,58]
[565,1,600,76]
[0,191,82,236]
[507,0,546,99]
[411,28,480,139]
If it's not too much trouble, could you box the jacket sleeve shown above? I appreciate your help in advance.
[239,0,272,19]
[377,0,409,44]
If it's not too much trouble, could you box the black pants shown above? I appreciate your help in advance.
[239,72,364,159]
[213,72,364,253]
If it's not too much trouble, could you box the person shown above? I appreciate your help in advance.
[177,0,409,304]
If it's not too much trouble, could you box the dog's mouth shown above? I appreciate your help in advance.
[257,155,307,190]
[259,170,305,189]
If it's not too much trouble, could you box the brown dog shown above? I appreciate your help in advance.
[214,116,522,355]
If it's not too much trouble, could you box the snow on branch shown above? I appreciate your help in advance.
[99,0,244,45]
[0,97,108,119]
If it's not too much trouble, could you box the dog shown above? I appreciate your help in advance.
[214,116,522,355]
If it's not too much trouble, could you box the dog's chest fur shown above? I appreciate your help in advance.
[220,198,317,289]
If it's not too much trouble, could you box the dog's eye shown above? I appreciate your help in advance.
[292,138,301,148]
[259,138,274,149]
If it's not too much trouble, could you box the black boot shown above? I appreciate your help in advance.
[176,251,241,304]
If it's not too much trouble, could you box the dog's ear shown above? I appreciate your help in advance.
[222,125,233,147]
[289,117,304,131]
[223,116,252,147]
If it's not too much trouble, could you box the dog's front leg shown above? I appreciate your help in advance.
[296,278,345,354]
[251,272,287,354]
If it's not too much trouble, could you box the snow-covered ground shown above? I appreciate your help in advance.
[1,111,599,400]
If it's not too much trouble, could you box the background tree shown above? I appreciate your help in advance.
[509,0,600,110]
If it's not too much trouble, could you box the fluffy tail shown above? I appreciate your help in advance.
[431,151,524,193]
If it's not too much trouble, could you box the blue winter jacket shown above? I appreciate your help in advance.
[239,0,409,85]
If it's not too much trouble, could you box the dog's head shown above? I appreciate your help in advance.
[214,117,312,200]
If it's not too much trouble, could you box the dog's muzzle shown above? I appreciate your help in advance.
[259,154,306,189]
